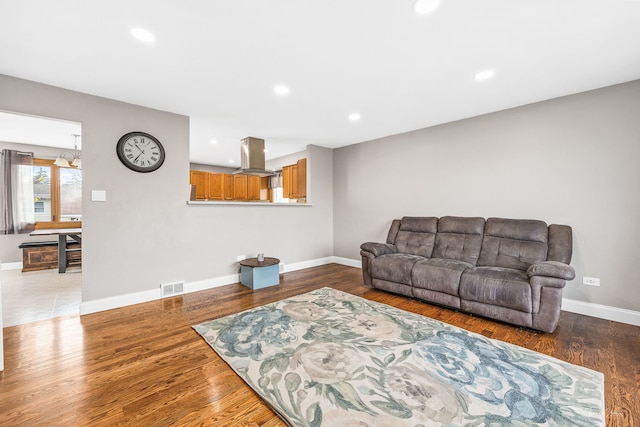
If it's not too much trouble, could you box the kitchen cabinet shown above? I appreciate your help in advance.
[282,158,307,200]
[248,175,261,200]
[189,170,268,202]
[297,158,307,199]
[282,165,293,199]
[208,173,224,200]
[233,175,248,200]
[190,170,208,200]
[223,174,235,200]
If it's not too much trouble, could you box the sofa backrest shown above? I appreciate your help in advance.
[393,217,438,257]
[547,224,573,264]
[433,216,485,265]
[478,218,548,271]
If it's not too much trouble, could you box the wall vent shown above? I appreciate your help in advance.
[161,281,185,298]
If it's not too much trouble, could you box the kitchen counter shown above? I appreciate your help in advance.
[187,200,312,206]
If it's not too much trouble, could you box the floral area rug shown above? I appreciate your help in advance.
[193,288,604,426]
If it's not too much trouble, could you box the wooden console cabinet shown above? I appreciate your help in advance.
[19,241,82,272]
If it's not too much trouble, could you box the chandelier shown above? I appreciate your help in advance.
[54,134,82,168]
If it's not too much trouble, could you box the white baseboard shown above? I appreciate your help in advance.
[562,298,640,327]
[0,262,22,271]
[281,257,333,272]
[80,257,341,316]
[77,257,639,328]
[80,288,160,315]
[330,256,362,268]
[186,273,240,294]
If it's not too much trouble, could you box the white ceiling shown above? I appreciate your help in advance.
[0,111,81,149]
[1,0,639,166]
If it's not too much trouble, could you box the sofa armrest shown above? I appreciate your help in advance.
[527,261,575,281]
[360,242,398,257]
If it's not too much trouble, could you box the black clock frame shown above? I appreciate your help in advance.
[116,131,166,173]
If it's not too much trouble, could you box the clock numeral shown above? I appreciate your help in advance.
[151,156,158,162]
[127,154,134,159]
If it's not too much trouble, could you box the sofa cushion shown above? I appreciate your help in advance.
[394,217,437,257]
[432,216,485,265]
[411,258,473,296]
[370,253,424,285]
[459,267,532,313]
[477,218,548,271]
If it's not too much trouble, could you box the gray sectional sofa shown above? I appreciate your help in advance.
[360,216,575,333]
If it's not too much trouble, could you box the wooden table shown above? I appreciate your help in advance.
[29,228,82,273]
[239,257,280,289]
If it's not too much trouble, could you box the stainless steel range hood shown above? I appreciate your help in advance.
[232,137,275,177]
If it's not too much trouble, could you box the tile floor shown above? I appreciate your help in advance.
[1,267,81,327]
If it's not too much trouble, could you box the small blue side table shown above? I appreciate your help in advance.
[239,257,280,290]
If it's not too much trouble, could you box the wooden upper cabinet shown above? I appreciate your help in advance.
[282,165,292,199]
[297,158,307,199]
[208,173,224,200]
[189,170,207,200]
[234,175,248,200]
[282,158,307,200]
[248,175,261,200]
[223,174,235,200]
[290,164,299,199]
[189,170,270,201]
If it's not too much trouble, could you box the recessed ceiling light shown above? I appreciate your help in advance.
[229,159,235,164]
[131,28,155,43]
[210,139,218,144]
[349,113,361,121]
[413,0,440,14]
[475,69,495,81]
[274,85,290,96]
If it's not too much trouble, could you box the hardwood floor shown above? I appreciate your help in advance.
[0,264,638,426]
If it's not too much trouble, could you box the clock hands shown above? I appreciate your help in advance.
[132,138,147,164]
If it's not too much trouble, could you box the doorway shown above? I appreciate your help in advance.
[0,111,83,327]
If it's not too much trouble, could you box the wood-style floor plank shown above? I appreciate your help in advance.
[0,264,638,426]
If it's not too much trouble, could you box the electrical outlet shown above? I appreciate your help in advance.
[583,276,600,287]
[236,255,246,262]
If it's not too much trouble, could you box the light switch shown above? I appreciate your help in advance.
[91,190,107,202]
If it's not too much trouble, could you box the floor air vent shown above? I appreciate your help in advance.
[161,281,185,298]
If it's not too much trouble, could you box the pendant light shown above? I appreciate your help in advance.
[54,134,81,168]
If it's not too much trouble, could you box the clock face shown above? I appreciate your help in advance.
[116,132,165,173]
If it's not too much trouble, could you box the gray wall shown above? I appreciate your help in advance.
[1,75,334,303]
[333,80,640,312]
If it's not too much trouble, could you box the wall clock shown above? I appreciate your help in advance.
[116,131,165,173]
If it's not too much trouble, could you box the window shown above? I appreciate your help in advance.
[33,159,82,227]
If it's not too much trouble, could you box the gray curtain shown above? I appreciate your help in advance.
[1,149,35,234]
[269,171,283,189]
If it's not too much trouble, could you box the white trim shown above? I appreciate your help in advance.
[0,262,22,271]
[281,257,333,273]
[80,288,160,315]
[330,256,362,268]
[562,298,640,327]
[79,257,337,316]
[78,257,640,327]
[186,273,240,293]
